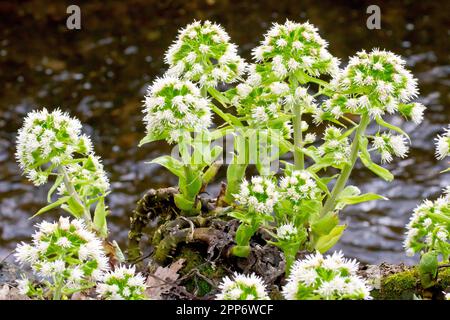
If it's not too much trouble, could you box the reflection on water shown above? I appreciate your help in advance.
[0,0,449,264]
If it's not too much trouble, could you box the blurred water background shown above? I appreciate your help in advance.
[0,0,449,264]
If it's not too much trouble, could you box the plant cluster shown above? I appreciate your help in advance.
[14,110,146,300]
[403,125,450,288]
[12,19,443,300]
[216,251,371,300]
[16,108,110,236]
[139,19,427,275]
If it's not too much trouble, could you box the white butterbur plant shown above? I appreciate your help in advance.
[282,251,372,300]
[96,265,147,300]
[403,126,450,288]
[16,108,110,237]
[216,273,270,300]
[139,19,428,278]
[14,217,109,299]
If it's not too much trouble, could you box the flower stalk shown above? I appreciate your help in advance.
[321,113,371,216]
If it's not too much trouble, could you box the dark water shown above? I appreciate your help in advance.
[0,0,449,264]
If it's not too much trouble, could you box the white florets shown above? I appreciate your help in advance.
[276,223,298,241]
[14,217,110,297]
[282,251,372,300]
[317,126,351,166]
[327,49,422,119]
[164,20,246,87]
[372,133,409,163]
[252,20,339,78]
[96,265,147,300]
[279,170,321,205]
[216,272,269,300]
[435,126,450,160]
[234,176,279,215]
[143,77,212,144]
[404,194,450,257]
[16,108,92,186]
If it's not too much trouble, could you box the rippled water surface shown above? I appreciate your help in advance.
[0,1,449,264]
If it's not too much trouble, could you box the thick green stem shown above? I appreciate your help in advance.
[58,166,92,223]
[320,113,371,216]
[293,104,304,170]
[53,278,63,300]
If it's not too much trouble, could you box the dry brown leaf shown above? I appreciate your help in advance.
[145,259,185,300]
[0,284,30,300]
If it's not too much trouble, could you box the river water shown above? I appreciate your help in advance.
[0,1,449,264]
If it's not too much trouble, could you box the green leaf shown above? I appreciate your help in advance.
[139,132,166,146]
[418,251,438,289]
[224,163,247,203]
[207,86,231,106]
[66,196,86,218]
[314,225,346,253]
[174,193,196,212]
[375,116,411,142]
[210,146,223,162]
[339,193,387,205]
[47,174,64,203]
[359,137,394,182]
[149,156,184,177]
[31,196,70,218]
[202,161,222,186]
[311,212,339,236]
[308,171,330,196]
[93,198,108,238]
[231,245,250,258]
[235,223,258,246]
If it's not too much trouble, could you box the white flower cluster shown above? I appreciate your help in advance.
[143,77,212,143]
[234,176,279,215]
[435,125,450,160]
[276,223,298,241]
[372,133,409,164]
[231,65,286,125]
[398,102,427,125]
[216,272,270,300]
[317,126,351,166]
[165,20,246,87]
[404,195,450,258]
[58,155,110,200]
[252,20,339,78]
[328,49,422,119]
[96,265,147,300]
[16,108,92,186]
[282,251,372,300]
[14,217,109,296]
[279,170,321,205]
